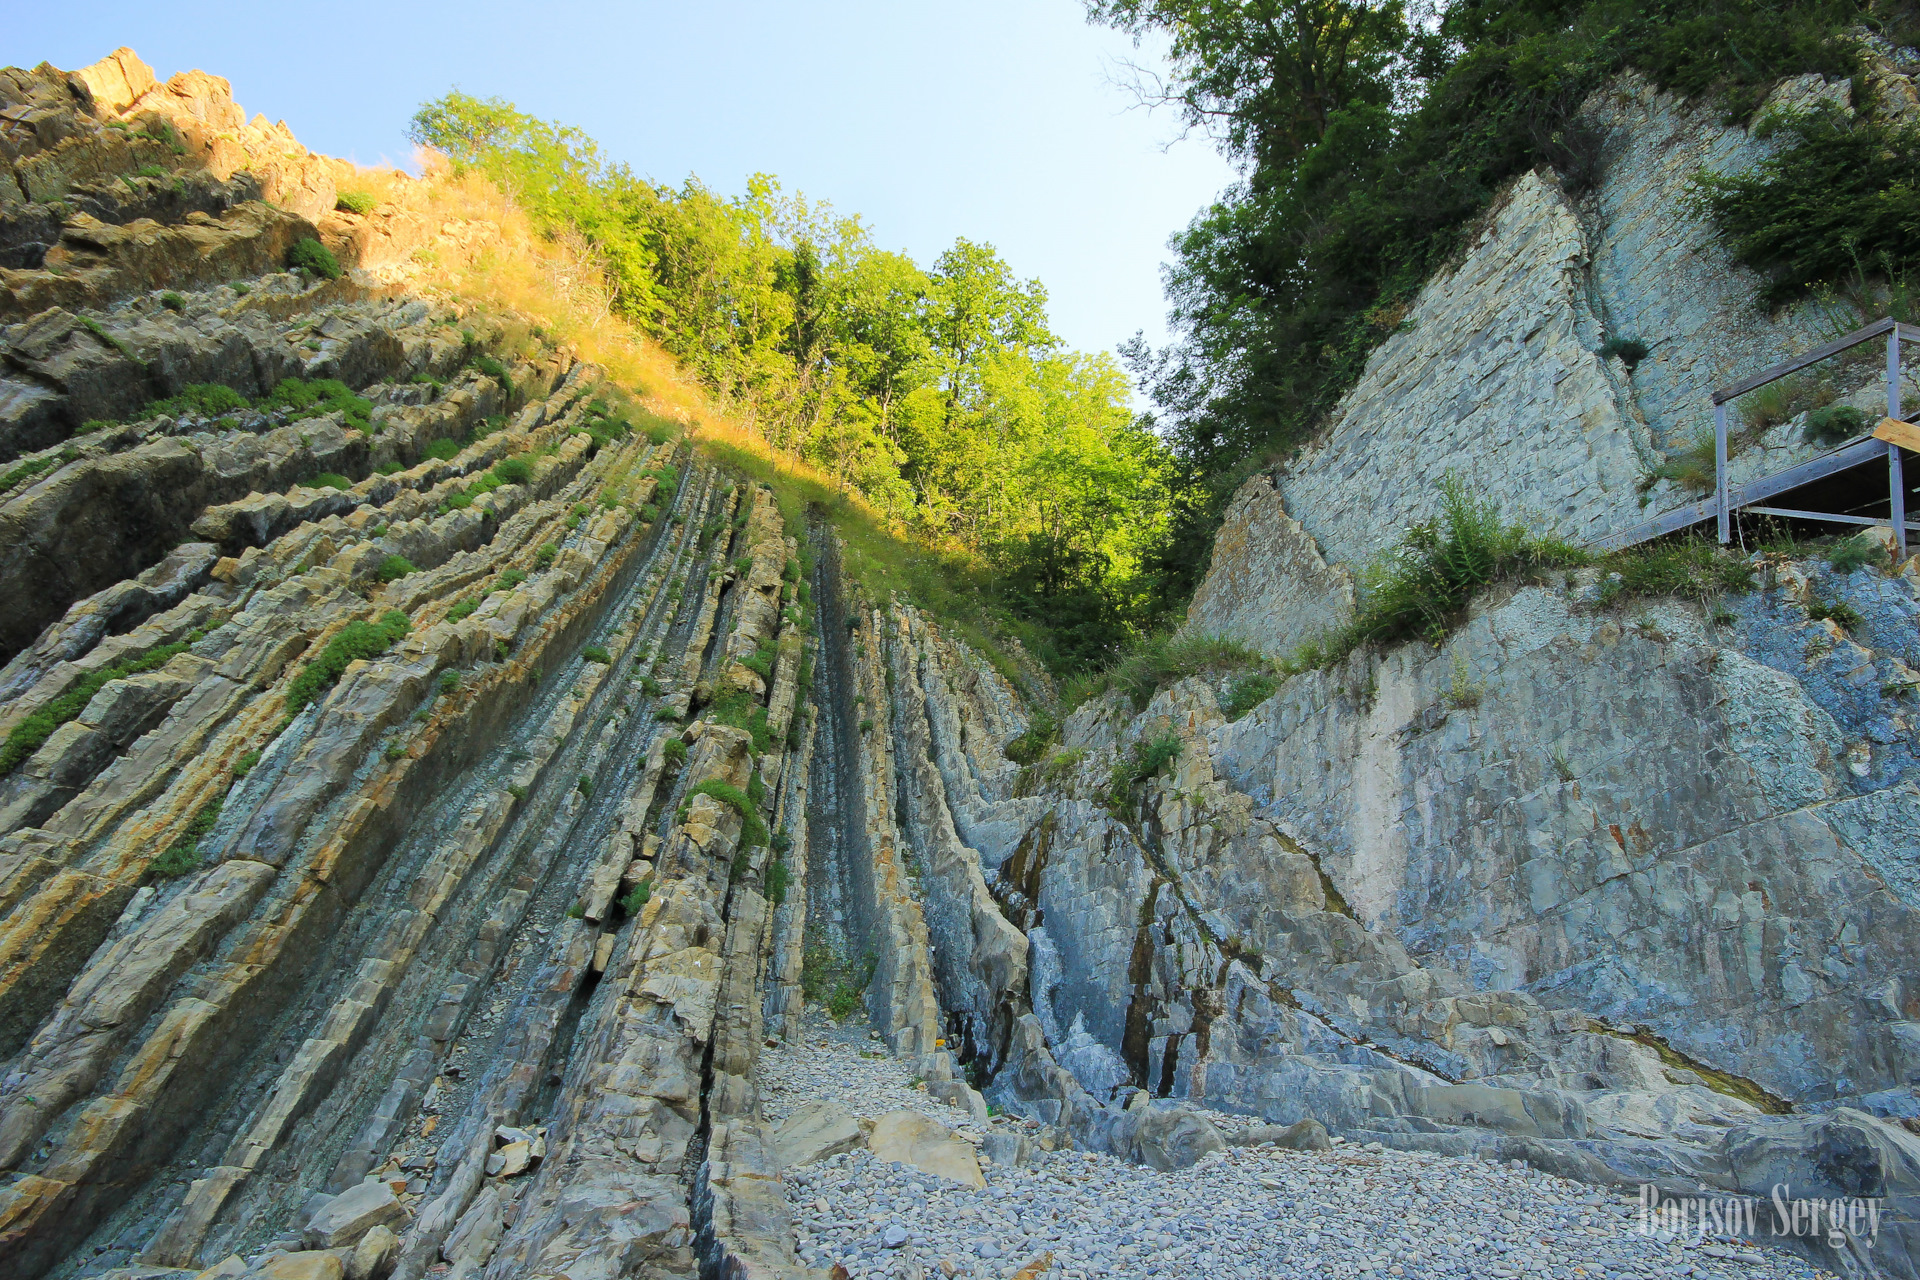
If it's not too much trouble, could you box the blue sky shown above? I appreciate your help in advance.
[11,2,1237,361]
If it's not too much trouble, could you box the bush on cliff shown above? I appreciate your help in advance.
[285,610,411,715]
[683,778,769,848]
[287,237,341,280]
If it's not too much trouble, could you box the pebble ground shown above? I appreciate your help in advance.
[759,1016,1838,1280]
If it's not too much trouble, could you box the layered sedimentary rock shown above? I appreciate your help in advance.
[9,40,1920,1280]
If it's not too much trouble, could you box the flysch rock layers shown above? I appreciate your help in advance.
[7,39,1920,1280]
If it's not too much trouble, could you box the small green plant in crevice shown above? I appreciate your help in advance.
[152,796,222,879]
[1642,434,1718,495]
[1828,534,1883,575]
[285,610,410,715]
[1105,730,1184,811]
[286,237,341,280]
[507,783,529,802]
[682,778,769,847]
[437,668,462,696]
[739,639,777,681]
[1807,593,1864,633]
[1004,713,1057,765]
[233,749,262,780]
[425,438,462,462]
[576,773,594,799]
[160,291,186,313]
[448,598,479,622]
[620,878,654,915]
[494,568,528,593]
[566,901,585,919]
[707,686,772,754]
[765,857,791,906]
[383,740,408,761]
[377,554,416,583]
[1441,649,1483,710]
[1590,539,1756,610]
[1221,671,1280,721]
[536,543,559,569]
[582,645,612,665]
[310,472,352,491]
[1803,404,1872,449]
[1018,746,1087,796]
[662,736,688,767]
[335,190,376,215]
[0,452,67,495]
[1550,749,1576,782]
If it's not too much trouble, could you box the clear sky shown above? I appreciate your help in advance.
[9,1,1237,362]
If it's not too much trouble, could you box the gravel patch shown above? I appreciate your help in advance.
[763,1018,1837,1280]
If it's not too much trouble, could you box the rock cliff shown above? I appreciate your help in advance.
[4,43,1920,1280]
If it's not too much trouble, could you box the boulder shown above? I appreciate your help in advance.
[773,1100,864,1169]
[345,1225,397,1280]
[441,1187,503,1266]
[303,1181,404,1249]
[866,1110,986,1189]
[1239,1118,1332,1152]
[1120,1104,1226,1171]
[981,1130,1032,1169]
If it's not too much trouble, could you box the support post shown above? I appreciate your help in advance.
[1715,402,1730,544]
[1893,331,1908,558]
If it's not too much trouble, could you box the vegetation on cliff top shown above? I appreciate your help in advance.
[409,94,1170,672]
[1091,0,1920,611]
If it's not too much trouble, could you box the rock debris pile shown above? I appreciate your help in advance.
[766,1018,1835,1280]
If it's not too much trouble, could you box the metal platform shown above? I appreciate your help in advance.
[1595,317,1914,553]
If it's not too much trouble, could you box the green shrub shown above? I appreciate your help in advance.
[287,237,341,280]
[1645,434,1718,494]
[1828,534,1882,575]
[686,778,769,847]
[496,568,528,591]
[437,668,462,695]
[583,645,612,664]
[766,857,791,906]
[384,740,408,761]
[1222,671,1281,720]
[160,291,186,313]
[620,879,654,915]
[285,610,410,714]
[376,461,402,475]
[663,736,688,766]
[507,783,529,801]
[535,542,558,569]
[152,796,222,878]
[425,438,461,461]
[1070,631,1276,713]
[377,554,416,582]
[1803,405,1872,449]
[1808,593,1864,632]
[1005,714,1056,765]
[0,638,198,775]
[335,190,376,215]
[739,640,777,680]
[1591,540,1756,609]
[230,281,250,296]
[310,472,352,491]
[148,382,249,419]
[707,687,773,754]
[1106,731,1184,810]
[260,377,373,433]
[1598,337,1648,369]
[448,598,479,622]
[233,749,261,779]
[493,457,533,485]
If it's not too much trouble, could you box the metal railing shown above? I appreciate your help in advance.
[1710,316,1915,556]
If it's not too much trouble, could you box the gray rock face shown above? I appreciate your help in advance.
[1116,1103,1226,1171]
[1239,1118,1331,1151]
